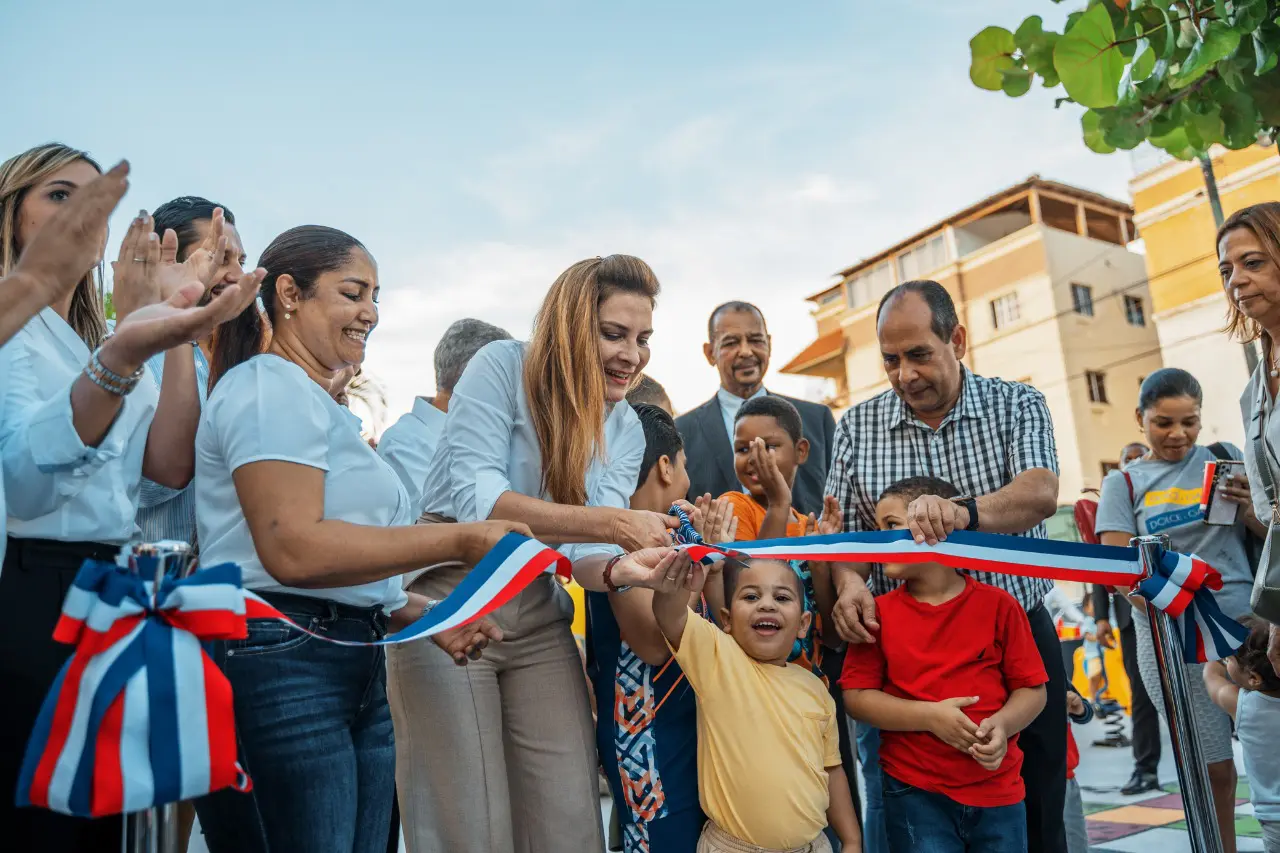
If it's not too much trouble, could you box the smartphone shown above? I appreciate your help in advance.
[1200,459,1244,526]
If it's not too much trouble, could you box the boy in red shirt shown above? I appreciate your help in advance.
[840,476,1048,853]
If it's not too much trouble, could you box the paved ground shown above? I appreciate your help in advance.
[1070,710,1263,853]
[189,711,1256,852]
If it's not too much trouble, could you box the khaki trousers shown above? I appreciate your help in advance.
[387,559,603,853]
[696,821,833,853]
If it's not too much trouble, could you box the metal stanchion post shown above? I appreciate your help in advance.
[1133,534,1224,853]
[123,541,194,853]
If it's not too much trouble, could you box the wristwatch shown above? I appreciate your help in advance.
[954,496,980,531]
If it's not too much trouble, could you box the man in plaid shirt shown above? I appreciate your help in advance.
[826,280,1066,853]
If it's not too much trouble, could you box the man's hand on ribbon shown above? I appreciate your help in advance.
[905,494,970,546]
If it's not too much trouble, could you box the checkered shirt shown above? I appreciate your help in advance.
[823,368,1060,610]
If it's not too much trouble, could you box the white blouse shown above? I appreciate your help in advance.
[377,396,447,518]
[0,308,159,545]
[419,339,645,562]
[1241,362,1279,524]
[195,355,411,611]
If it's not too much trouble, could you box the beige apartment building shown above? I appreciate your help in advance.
[1129,145,1280,446]
[782,176,1164,518]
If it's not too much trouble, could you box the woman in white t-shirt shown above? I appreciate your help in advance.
[190,231,681,853]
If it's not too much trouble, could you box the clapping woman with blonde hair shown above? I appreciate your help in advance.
[0,143,266,851]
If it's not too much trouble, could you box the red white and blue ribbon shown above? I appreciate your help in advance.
[15,533,568,817]
[678,530,1249,664]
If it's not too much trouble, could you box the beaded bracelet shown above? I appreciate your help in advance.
[83,345,143,397]
[91,346,144,387]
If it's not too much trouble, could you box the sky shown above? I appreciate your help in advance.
[2,0,1143,433]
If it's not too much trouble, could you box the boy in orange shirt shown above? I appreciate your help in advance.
[719,396,837,541]
[716,395,840,651]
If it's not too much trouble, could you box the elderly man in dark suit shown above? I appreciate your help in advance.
[676,301,836,516]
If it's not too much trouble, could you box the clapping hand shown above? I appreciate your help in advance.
[10,161,130,307]
[748,438,792,508]
[101,269,266,374]
[112,207,233,322]
[686,494,739,545]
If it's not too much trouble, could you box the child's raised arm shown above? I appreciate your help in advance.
[638,551,707,652]
[1202,659,1241,720]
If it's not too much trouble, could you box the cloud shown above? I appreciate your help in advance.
[360,58,1137,432]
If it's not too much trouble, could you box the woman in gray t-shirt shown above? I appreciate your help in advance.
[1096,368,1260,853]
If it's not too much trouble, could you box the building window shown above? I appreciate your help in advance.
[990,292,1021,330]
[896,235,949,282]
[1086,370,1108,404]
[1124,295,1145,326]
[1072,283,1095,316]
[845,261,894,308]
[1101,461,1120,477]
[819,289,842,306]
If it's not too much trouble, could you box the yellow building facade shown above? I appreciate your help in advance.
[782,177,1164,513]
[1129,145,1280,446]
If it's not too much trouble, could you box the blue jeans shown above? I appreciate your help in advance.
[857,724,888,853]
[882,772,1027,853]
[194,594,397,853]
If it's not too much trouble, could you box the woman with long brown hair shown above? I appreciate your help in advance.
[1222,201,1280,687]
[0,144,267,851]
[390,254,679,853]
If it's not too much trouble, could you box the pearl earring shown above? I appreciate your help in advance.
[283,312,291,320]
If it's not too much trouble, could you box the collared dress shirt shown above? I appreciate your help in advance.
[419,339,644,563]
[824,367,1060,610]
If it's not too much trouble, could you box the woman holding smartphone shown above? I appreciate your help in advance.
[1094,367,1260,853]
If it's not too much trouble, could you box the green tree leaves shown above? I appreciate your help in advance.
[968,0,1280,161]
[1054,4,1127,107]
[970,26,1017,90]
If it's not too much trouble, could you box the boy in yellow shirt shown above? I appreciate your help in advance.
[635,550,862,853]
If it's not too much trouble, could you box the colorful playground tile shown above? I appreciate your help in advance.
[1166,814,1265,838]
[1087,821,1150,844]
[1086,804,1186,827]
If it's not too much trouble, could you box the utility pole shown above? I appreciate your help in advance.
[1200,153,1259,373]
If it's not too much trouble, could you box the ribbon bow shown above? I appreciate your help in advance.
[17,533,569,817]
[17,557,252,818]
[676,530,1248,664]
